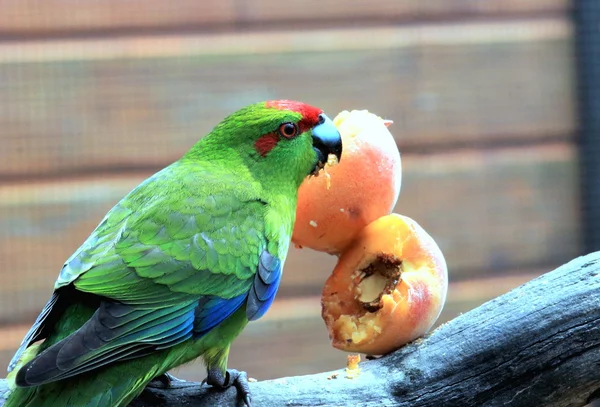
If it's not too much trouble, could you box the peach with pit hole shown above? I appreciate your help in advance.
[321,213,447,355]
[292,110,402,255]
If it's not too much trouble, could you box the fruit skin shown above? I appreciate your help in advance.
[321,213,448,355]
[292,110,402,254]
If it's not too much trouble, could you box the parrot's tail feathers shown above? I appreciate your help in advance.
[5,344,41,391]
[8,292,62,373]
[5,353,167,407]
[15,300,196,387]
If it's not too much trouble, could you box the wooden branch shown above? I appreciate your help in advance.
[2,252,599,407]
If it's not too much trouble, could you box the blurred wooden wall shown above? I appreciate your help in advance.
[0,0,579,382]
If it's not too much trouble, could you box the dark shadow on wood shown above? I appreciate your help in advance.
[1,252,600,407]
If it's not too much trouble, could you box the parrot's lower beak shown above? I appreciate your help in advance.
[311,113,342,174]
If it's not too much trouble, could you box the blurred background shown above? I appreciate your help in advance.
[0,0,596,393]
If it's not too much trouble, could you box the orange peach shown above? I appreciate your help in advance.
[321,213,447,355]
[292,110,402,254]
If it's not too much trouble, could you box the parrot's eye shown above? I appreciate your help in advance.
[278,122,298,139]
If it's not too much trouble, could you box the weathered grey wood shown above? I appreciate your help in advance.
[2,252,599,406]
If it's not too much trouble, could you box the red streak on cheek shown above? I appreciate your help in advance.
[255,132,279,157]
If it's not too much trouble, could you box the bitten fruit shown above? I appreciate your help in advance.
[321,214,447,355]
[292,110,402,254]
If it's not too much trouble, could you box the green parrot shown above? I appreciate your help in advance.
[4,100,342,407]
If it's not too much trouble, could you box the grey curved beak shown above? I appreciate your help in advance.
[312,113,342,165]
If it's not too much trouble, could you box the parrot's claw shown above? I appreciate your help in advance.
[204,368,252,407]
[147,372,185,389]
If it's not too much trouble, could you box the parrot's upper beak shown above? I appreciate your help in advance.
[311,113,342,174]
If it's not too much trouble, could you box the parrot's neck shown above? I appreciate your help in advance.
[264,193,296,261]
[181,141,299,260]
[185,134,304,200]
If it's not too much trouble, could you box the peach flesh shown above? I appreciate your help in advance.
[321,214,447,355]
[355,254,402,313]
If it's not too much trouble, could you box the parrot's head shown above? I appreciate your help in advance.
[197,100,343,188]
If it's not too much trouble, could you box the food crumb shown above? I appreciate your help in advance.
[309,220,318,228]
[326,153,339,167]
[318,153,337,190]
[248,377,257,382]
[345,354,361,379]
[327,373,339,380]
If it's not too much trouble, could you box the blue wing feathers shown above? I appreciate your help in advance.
[245,249,282,321]
[258,250,281,284]
[193,293,247,336]
[252,275,279,302]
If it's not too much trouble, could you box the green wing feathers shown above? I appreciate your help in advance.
[61,165,266,302]
[10,162,271,388]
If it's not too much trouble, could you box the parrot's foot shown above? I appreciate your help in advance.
[203,368,252,407]
[147,372,186,389]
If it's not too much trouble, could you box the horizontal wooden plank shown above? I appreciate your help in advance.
[244,0,570,26]
[0,272,542,380]
[0,1,569,36]
[0,19,574,179]
[0,2,237,34]
[0,19,571,63]
[0,143,581,324]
